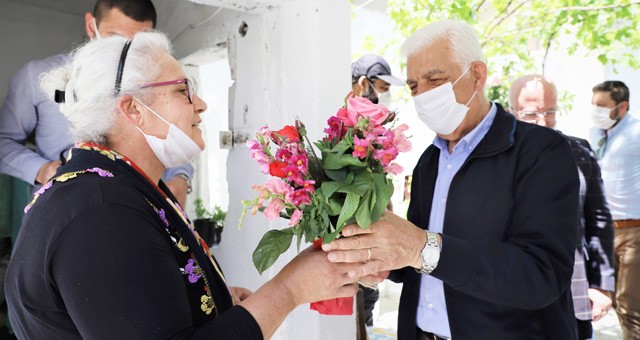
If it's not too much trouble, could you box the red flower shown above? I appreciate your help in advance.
[273,125,300,143]
[269,161,287,178]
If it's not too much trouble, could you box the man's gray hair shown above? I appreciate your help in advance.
[401,20,484,70]
[40,31,172,143]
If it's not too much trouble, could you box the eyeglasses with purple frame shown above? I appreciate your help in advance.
[140,78,195,104]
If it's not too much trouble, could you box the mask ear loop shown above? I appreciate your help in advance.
[610,103,622,121]
[92,17,102,39]
[132,97,171,124]
[452,64,473,87]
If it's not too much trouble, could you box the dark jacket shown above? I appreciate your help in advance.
[394,104,579,339]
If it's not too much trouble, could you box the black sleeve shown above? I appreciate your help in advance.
[580,141,615,291]
[50,203,262,340]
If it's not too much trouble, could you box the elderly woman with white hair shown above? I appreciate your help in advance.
[5,31,362,339]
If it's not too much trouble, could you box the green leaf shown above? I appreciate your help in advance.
[355,193,373,228]
[371,173,393,222]
[336,192,360,229]
[322,152,367,170]
[321,180,348,198]
[325,169,348,181]
[252,229,294,274]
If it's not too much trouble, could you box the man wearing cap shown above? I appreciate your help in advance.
[351,54,404,107]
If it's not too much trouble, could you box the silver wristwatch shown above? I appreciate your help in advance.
[175,173,192,194]
[417,231,440,275]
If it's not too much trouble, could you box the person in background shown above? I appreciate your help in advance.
[350,53,403,327]
[5,31,365,339]
[589,80,640,340]
[0,0,193,208]
[351,54,404,108]
[324,20,580,339]
[510,74,615,340]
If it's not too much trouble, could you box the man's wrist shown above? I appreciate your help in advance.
[175,173,192,194]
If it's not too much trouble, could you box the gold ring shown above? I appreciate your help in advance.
[367,248,372,261]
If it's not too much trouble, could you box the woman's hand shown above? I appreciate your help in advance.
[272,246,363,306]
[229,286,253,305]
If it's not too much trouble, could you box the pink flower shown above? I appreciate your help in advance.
[264,178,294,196]
[335,107,356,127]
[352,135,372,159]
[392,124,412,152]
[384,162,404,175]
[346,97,390,127]
[264,199,284,220]
[373,146,398,167]
[287,189,312,206]
[289,209,303,226]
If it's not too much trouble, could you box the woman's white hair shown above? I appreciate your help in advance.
[40,31,173,143]
[401,20,484,70]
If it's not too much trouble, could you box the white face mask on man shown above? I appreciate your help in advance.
[412,65,477,135]
[133,97,203,168]
[590,104,620,130]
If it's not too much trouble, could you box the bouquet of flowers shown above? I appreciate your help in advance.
[240,94,411,314]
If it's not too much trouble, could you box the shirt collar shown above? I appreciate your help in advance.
[433,102,498,154]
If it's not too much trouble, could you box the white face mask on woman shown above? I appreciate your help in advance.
[413,65,477,135]
[590,104,620,130]
[133,97,203,168]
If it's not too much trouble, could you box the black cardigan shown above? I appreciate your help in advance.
[394,104,579,339]
[5,145,263,339]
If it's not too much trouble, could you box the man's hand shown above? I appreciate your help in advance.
[35,160,61,184]
[322,211,427,278]
[165,176,189,207]
[589,288,612,321]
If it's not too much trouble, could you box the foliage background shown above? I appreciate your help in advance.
[353,0,640,111]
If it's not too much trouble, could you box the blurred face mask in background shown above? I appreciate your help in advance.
[590,104,620,130]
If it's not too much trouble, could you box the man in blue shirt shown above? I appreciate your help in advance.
[589,80,640,339]
[0,0,193,207]
[324,20,579,339]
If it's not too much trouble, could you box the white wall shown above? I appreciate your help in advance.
[0,0,89,103]
[171,0,355,338]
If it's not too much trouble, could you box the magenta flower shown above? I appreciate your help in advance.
[287,189,312,206]
[324,116,344,141]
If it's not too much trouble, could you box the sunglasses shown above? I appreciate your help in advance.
[140,79,195,104]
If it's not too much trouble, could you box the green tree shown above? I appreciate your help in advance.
[356,0,640,107]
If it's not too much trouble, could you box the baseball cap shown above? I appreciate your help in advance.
[351,54,404,86]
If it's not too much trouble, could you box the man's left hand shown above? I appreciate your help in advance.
[589,288,612,321]
[166,176,190,207]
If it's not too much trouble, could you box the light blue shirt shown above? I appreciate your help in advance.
[590,114,640,220]
[0,54,192,185]
[416,102,497,338]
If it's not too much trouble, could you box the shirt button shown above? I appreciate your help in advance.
[441,198,446,203]
[428,303,434,309]
[446,164,452,169]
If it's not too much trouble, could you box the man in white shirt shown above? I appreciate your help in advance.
[589,80,640,339]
